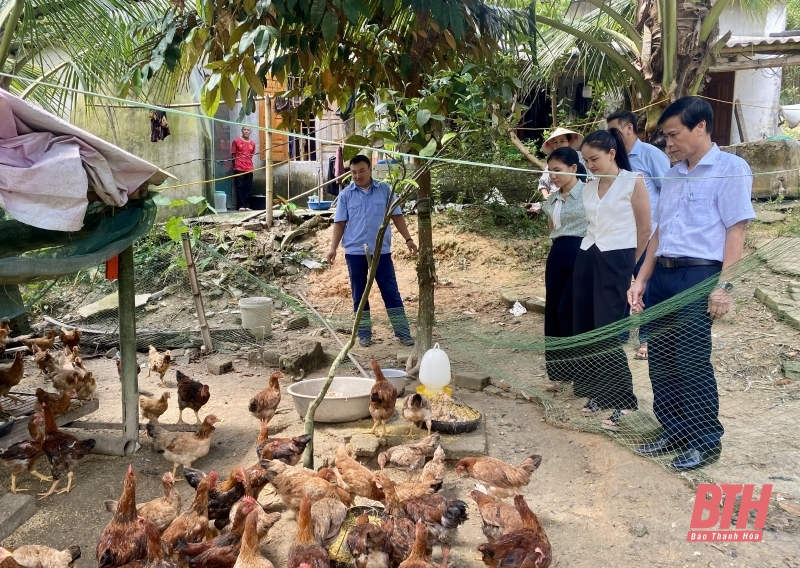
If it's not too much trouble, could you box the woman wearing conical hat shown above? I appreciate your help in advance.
[538,127,587,199]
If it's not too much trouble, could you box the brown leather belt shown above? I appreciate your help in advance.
[657,257,722,269]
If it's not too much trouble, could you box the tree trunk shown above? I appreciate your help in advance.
[408,162,435,374]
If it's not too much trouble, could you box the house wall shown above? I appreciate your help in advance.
[719,4,787,143]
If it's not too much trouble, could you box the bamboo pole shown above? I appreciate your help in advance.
[182,234,214,352]
[117,246,139,443]
[265,96,274,225]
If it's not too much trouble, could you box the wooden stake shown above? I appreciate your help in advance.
[265,96,274,225]
[181,234,214,353]
[734,98,749,143]
[117,245,139,444]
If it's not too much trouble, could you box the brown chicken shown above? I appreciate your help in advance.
[420,445,446,483]
[97,465,152,568]
[397,521,436,568]
[255,420,311,465]
[242,462,273,501]
[147,346,172,387]
[63,346,80,364]
[38,402,95,498]
[311,496,347,547]
[115,351,142,379]
[24,329,56,353]
[345,513,391,568]
[287,496,329,568]
[455,455,542,499]
[368,359,397,437]
[75,371,97,402]
[140,392,170,423]
[0,413,49,493]
[34,389,74,417]
[248,371,282,423]
[377,434,440,480]
[50,369,81,395]
[9,545,81,568]
[375,474,467,568]
[184,466,249,530]
[469,489,524,543]
[33,347,56,376]
[380,502,422,565]
[176,496,257,568]
[401,393,432,438]
[147,415,220,478]
[228,498,281,540]
[477,495,552,568]
[105,472,182,533]
[114,516,177,568]
[261,460,349,512]
[59,327,81,351]
[0,352,25,409]
[162,471,218,555]
[176,370,210,424]
[333,443,384,502]
[233,509,275,568]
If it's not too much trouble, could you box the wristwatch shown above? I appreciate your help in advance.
[406,238,413,243]
[717,281,734,293]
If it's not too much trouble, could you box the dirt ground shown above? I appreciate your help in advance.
[2,208,800,567]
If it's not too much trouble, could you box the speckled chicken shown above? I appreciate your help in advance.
[255,420,310,465]
[0,414,49,493]
[377,434,440,480]
[368,359,397,437]
[184,466,249,530]
[401,393,432,438]
[147,345,172,387]
[477,495,552,568]
[38,403,95,498]
[420,445,446,483]
[311,496,347,547]
[147,415,220,479]
[345,513,391,568]
[114,516,177,568]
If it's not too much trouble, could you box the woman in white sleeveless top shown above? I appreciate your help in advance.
[572,129,652,430]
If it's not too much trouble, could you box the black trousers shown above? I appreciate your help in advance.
[572,244,638,410]
[544,236,582,382]
[648,263,723,451]
[234,170,253,209]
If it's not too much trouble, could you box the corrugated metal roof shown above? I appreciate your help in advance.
[725,35,800,48]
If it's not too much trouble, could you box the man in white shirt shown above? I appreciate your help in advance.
[628,97,755,471]
[607,110,671,360]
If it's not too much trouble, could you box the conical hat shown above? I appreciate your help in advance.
[541,127,584,155]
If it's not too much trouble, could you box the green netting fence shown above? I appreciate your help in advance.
[8,230,800,485]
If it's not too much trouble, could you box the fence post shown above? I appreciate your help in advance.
[118,245,139,443]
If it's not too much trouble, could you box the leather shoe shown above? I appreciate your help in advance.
[635,438,686,457]
[669,445,722,471]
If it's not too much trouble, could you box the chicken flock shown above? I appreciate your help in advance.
[0,326,551,568]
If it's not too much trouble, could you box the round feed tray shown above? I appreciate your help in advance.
[369,368,407,395]
[428,393,482,434]
[287,377,374,423]
[326,505,385,566]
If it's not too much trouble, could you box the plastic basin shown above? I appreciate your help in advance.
[287,377,374,423]
[369,368,407,395]
[308,201,333,210]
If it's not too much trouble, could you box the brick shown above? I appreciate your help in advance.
[439,415,488,460]
[453,372,490,391]
[280,340,325,375]
[523,297,546,314]
[206,356,234,375]
[0,493,36,541]
[500,291,518,307]
[284,315,309,330]
[351,434,381,457]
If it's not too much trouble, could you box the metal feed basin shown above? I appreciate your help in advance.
[369,368,407,395]
[287,377,374,423]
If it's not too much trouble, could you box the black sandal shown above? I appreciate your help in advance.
[582,398,600,414]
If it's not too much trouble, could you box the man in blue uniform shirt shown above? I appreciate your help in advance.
[628,97,755,471]
[327,155,417,348]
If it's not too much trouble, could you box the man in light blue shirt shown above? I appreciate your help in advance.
[607,110,671,359]
[628,97,755,472]
[327,155,417,347]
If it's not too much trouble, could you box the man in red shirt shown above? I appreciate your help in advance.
[231,126,256,211]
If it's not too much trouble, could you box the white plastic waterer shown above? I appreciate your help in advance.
[419,343,451,395]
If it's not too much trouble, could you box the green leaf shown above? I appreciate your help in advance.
[310,0,326,26]
[187,196,207,205]
[419,138,437,157]
[151,193,172,206]
[221,76,237,109]
[240,25,264,54]
[501,83,513,101]
[512,77,523,89]
[343,0,359,24]
[321,9,338,43]
[169,199,190,208]
[449,3,464,40]
[242,59,264,95]
[241,231,257,239]
[441,132,457,144]
[201,85,221,117]
[416,108,431,127]
[343,134,370,160]
[165,216,188,242]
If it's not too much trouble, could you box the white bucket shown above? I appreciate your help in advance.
[239,297,273,339]
[782,104,800,129]
[214,191,227,212]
